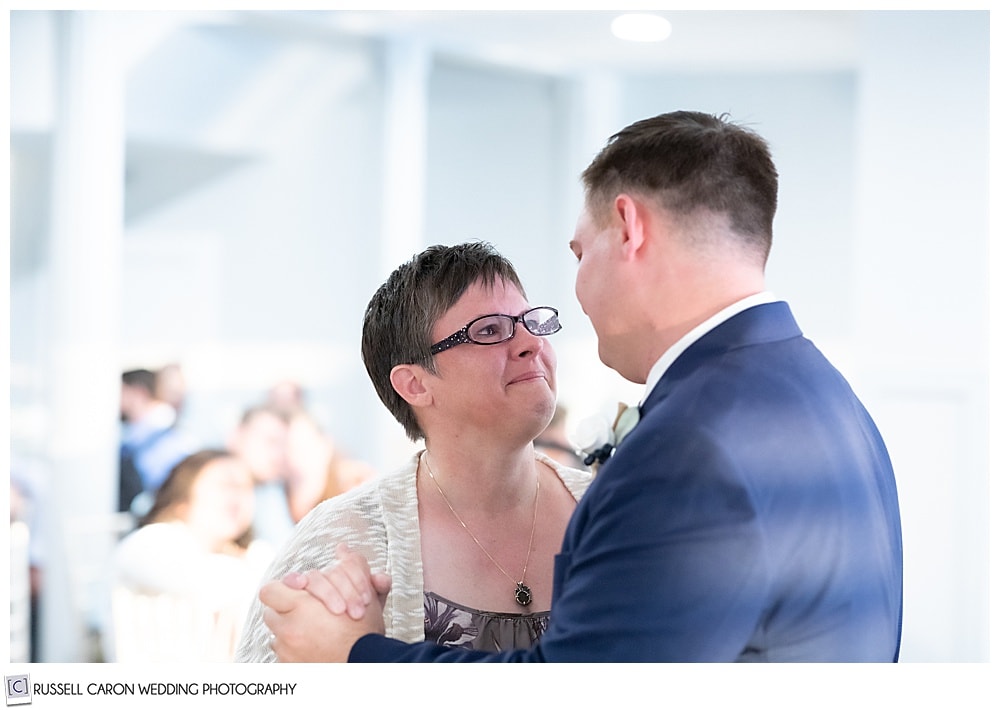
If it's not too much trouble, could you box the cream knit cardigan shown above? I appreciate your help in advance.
[234,451,592,662]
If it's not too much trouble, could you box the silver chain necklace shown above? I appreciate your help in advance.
[423,452,539,607]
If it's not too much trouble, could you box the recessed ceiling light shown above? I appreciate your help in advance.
[611,13,673,43]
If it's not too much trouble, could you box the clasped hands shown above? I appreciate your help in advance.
[259,543,392,662]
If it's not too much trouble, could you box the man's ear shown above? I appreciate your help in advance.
[390,364,432,407]
[614,193,648,259]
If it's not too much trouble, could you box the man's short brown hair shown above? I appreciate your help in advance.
[582,110,778,263]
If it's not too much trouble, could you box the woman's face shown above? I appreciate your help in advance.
[424,278,558,442]
[185,457,255,549]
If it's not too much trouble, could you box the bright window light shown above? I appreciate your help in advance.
[611,14,672,43]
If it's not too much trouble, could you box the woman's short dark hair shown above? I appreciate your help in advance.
[362,242,525,441]
[582,110,778,263]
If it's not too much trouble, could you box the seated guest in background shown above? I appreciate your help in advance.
[234,241,590,661]
[266,379,307,419]
[227,404,295,549]
[154,362,188,419]
[119,368,199,516]
[113,449,274,660]
[533,402,586,469]
[284,411,376,524]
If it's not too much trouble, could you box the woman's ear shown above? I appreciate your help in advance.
[390,364,432,407]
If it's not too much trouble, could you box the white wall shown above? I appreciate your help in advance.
[851,11,990,662]
[119,23,389,455]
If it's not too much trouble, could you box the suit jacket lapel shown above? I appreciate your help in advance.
[640,301,802,417]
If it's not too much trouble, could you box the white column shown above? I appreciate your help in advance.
[574,69,623,176]
[40,10,125,661]
[370,37,431,472]
[379,36,430,276]
[556,71,644,431]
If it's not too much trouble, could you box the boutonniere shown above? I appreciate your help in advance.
[572,402,641,471]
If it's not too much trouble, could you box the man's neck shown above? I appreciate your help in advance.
[641,290,777,404]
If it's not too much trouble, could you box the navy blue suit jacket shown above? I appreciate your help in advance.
[351,302,904,662]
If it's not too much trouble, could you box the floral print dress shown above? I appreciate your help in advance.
[424,592,549,651]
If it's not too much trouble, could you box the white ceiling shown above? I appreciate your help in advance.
[238,10,862,74]
[10,9,866,273]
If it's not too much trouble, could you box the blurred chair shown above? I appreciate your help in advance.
[9,521,31,663]
[61,511,137,660]
[110,587,243,662]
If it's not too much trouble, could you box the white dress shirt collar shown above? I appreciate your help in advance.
[640,291,778,406]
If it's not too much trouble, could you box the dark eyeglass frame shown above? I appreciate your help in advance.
[429,306,561,355]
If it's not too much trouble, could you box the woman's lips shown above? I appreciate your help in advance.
[508,371,547,385]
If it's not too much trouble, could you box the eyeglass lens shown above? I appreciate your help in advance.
[467,307,559,344]
[524,308,560,336]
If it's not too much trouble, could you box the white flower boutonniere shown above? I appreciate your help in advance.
[572,402,641,471]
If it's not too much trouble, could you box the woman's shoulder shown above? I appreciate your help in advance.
[273,455,419,566]
[536,451,593,501]
[303,454,418,519]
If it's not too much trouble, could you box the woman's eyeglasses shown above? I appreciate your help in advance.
[430,306,561,355]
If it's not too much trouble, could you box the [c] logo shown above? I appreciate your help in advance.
[5,675,31,706]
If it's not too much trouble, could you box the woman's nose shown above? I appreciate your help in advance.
[511,323,542,357]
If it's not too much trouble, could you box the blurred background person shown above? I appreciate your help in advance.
[226,404,295,550]
[119,368,199,517]
[533,402,586,469]
[284,411,377,523]
[111,449,272,661]
[266,379,307,419]
[154,362,188,419]
[10,456,48,663]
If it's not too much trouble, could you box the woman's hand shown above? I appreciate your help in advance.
[279,543,392,619]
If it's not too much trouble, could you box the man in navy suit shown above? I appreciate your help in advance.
[260,111,904,662]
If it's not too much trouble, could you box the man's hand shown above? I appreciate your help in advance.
[280,543,392,620]
[259,544,390,662]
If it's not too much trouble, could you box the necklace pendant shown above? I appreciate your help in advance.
[514,582,532,607]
